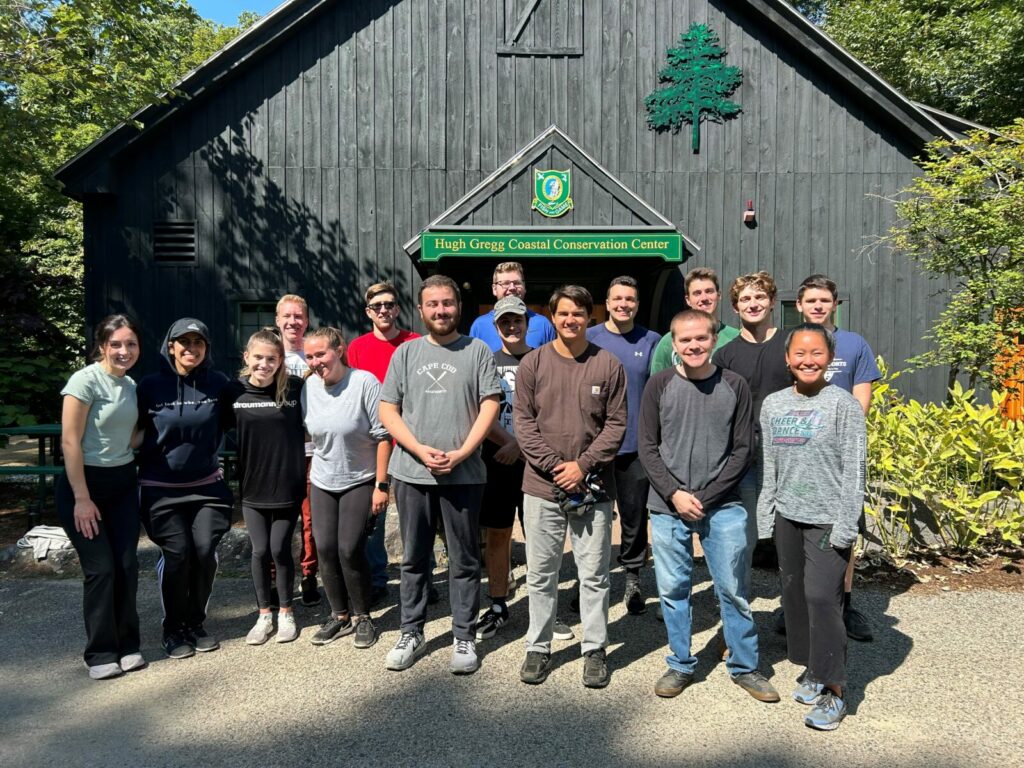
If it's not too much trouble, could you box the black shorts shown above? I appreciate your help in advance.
[480,459,524,529]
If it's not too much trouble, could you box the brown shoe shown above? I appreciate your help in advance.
[732,671,780,702]
[654,668,693,698]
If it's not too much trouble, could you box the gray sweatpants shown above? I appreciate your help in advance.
[523,494,613,655]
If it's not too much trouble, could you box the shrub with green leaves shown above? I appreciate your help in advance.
[866,362,1024,559]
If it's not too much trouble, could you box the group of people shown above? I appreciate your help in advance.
[57,260,877,732]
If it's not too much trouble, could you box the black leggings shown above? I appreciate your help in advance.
[311,482,373,617]
[56,463,140,667]
[775,513,850,691]
[243,505,300,609]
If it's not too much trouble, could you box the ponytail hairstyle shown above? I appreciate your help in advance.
[239,327,290,406]
[304,326,348,380]
[91,314,142,362]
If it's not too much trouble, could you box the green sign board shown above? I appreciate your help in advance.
[420,232,683,262]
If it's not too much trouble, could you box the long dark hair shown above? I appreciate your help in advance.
[90,314,142,362]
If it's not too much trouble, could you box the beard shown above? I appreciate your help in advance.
[423,309,461,337]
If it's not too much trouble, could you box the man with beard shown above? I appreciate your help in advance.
[379,275,501,674]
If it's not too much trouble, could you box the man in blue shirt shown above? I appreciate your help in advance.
[586,276,661,614]
[469,261,556,352]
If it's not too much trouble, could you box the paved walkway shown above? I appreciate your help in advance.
[0,563,1018,768]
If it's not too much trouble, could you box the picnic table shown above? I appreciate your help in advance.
[0,424,63,528]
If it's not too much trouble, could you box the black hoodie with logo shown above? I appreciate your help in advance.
[136,319,232,485]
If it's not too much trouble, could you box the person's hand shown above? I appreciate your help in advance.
[493,441,521,465]
[415,444,452,475]
[444,447,469,471]
[670,490,704,521]
[552,461,584,492]
[371,488,389,515]
[74,498,102,539]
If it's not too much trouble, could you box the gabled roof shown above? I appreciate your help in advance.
[57,0,959,195]
[403,124,699,257]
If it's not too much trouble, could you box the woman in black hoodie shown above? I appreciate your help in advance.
[137,318,233,659]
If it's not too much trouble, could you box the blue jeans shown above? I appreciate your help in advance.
[650,502,759,677]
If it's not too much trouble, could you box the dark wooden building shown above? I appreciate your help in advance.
[57,0,964,400]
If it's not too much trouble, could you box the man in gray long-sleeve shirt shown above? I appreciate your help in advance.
[514,285,626,689]
[638,309,780,702]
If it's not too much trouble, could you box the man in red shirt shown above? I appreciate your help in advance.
[347,281,421,604]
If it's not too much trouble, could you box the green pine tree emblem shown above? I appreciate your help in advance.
[645,23,743,152]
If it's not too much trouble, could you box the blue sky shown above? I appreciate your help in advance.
[190,0,282,26]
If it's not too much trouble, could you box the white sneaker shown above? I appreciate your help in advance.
[88,662,123,680]
[275,612,298,643]
[385,631,426,671]
[246,613,275,645]
[119,653,147,672]
[450,638,479,675]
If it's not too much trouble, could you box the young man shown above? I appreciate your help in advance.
[379,275,500,674]
[796,273,881,642]
[476,296,531,641]
[712,272,792,566]
[650,268,740,375]
[515,285,627,689]
[469,261,556,351]
[275,294,319,606]
[347,281,421,605]
[586,276,661,614]
[639,309,779,703]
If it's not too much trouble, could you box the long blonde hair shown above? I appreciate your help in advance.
[239,328,290,406]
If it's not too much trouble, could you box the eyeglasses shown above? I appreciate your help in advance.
[493,280,524,289]
[366,301,397,313]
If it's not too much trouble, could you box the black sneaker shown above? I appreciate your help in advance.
[520,651,552,685]
[369,584,389,608]
[352,616,377,649]
[475,604,509,641]
[732,671,781,703]
[773,606,787,635]
[162,632,194,659]
[569,587,580,614]
[582,649,610,689]
[300,576,321,607]
[624,576,646,615]
[311,616,354,646]
[427,582,441,605]
[654,668,693,698]
[844,605,874,642]
[184,625,220,653]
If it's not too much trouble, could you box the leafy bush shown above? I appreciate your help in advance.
[866,363,1024,560]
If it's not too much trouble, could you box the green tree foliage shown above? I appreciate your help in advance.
[886,121,1024,393]
[0,2,255,426]
[644,23,742,152]
[799,1,1024,126]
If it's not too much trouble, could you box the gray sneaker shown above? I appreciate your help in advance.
[582,649,610,689]
[385,630,426,671]
[450,638,479,675]
[732,671,781,703]
[793,670,825,705]
[275,612,298,643]
[654,668,693,698]
[553,619,575,641]
[88,662,124,680]
[119,653,147,673]
[804,690,847,730]
[246,614,275,645]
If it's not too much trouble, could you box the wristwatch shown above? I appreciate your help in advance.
[376,481,390,492]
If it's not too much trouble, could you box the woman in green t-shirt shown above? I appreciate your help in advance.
[57,314,145,681]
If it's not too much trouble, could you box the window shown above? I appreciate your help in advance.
[236,301,277,348]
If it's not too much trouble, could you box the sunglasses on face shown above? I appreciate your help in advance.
[367,301,398,313]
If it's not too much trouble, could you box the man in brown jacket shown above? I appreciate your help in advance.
[514,285,627,689]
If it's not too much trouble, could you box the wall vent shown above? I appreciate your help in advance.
[153,220,197,263]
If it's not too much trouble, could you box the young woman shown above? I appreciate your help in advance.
[757,323,867,731]
[223,329,307,645]
[137,318,233,659]
[301,327,391,649]
[58,314,145,680]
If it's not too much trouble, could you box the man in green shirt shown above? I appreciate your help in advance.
[649,267,739,375]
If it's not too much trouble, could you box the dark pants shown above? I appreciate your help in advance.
[56,464,141,667]
[775,514,850,691]
[395,480,483,641]
[311,482,373,617]
[243,505,300,609]
[142,487,232,636]
[614,452,650,573]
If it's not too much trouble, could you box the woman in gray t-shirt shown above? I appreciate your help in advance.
[758,323,866,732]
[57,314,146,681]
[301,327,391,649]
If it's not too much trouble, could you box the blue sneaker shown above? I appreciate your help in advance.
[804,690,847,731]
[793,670,825,705]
